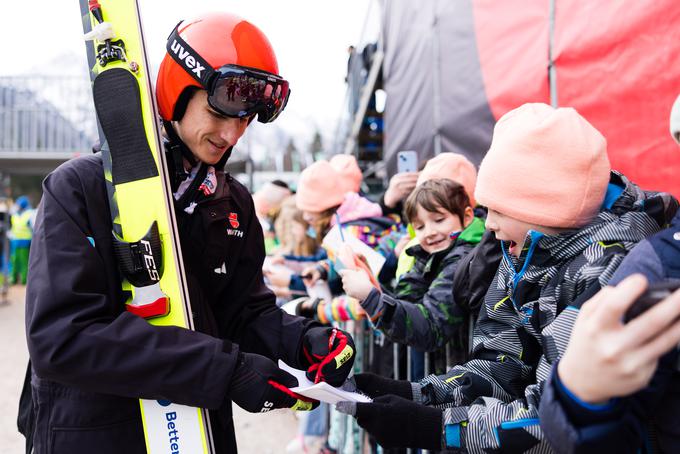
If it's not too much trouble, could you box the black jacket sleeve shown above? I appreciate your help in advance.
[378,192,404,218]
[540,356,680,454]
[26,159,238,409]
[452,229,502,314]
[213,183,318,369]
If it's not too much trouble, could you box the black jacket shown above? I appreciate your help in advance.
[25,154,316,453]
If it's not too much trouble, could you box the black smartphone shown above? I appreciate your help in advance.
[624,279,680,322]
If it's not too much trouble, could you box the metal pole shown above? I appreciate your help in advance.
[245,157,254,193]
[406,346,412,382]
[548,0,559,107]
[469,313,476,355]
[358,321,367,454]
[432,0,442,156]
[12,92,19,151]
[1,79,8,150]
[0,195,10,305]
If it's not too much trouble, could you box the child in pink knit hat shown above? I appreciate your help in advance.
[475,102,611,256]
[265,160,400,299]
[338,102,674,453]
[396,152,481,281]
[417,152,478,207]
[340,178,484,352]
[539,94,680,453]
[295,160,382,237]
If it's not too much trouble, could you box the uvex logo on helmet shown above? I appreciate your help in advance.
[169,39,206,79]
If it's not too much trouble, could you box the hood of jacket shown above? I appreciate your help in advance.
[330,192,383,225]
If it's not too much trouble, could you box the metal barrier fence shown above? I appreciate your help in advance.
[332,316,470,454]
[0,75,96,153]
[0,202,9,305]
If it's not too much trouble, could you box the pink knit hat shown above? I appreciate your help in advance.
[475,103,611,228]
[252,182,292,217]
[296,161,347,212]
[417,152,478,206]
[330,154,363,193]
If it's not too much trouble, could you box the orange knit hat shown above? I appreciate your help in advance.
[475,103,611,228]
[296,161,347,212]
[330,154,363,193]
[417,152,478,207]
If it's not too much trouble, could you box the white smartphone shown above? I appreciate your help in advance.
[397,150,418,173]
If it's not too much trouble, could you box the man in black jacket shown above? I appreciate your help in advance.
[24,12,354,454]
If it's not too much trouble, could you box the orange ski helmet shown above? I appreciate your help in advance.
[156,13,290,123]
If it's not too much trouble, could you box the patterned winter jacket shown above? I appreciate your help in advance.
[360,217,485,351]
[415,173,676,453]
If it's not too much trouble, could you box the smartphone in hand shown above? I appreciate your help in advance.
[624,279,680,322]
[397,150,418,173]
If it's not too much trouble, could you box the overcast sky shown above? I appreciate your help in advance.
[1,0,381,152]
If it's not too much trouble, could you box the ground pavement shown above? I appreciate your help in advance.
[0,285,301,454]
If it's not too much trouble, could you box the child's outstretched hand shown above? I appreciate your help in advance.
[336,395,442,450]
[354,372,414,399]
[339,269,374,301]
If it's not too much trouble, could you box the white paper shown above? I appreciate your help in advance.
[322,225,386,276]
[306,280,333,302]
[279,361,371,404]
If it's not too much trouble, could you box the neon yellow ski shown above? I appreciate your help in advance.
[79,0,214,452]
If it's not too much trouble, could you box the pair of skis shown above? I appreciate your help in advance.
[79,1,214,452]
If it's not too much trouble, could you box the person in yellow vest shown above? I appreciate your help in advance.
[10,196,33,285]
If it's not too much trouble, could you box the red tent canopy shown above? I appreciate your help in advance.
[474,0,680,195]
[383,0,680,195]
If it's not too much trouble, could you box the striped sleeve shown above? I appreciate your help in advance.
[417,242,631,452]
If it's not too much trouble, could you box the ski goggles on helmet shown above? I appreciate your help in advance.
[166,24,290,123]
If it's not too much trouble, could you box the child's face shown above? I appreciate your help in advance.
[485,209,547,257]
[412,205,463,254]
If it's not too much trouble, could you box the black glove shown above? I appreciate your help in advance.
[337,395,442,450]
[294,297,320,319]
[354,372,413,399]
[302,327,355,386]
[228,352,317,413]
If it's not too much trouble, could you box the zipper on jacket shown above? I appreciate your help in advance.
[500,230,544,309]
